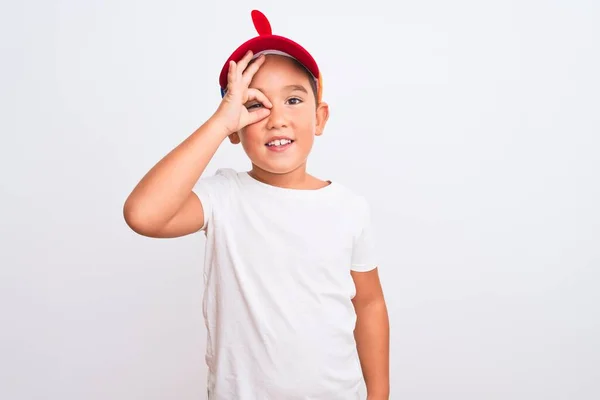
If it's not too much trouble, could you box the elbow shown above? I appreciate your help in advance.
[352,295,388,315]
[123,197,156,236]
[123,199,143,234]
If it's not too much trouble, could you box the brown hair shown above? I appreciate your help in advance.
[290,58,319,105]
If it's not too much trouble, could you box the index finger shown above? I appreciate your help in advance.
[241,54,266,85]
[235,50,255,77]
[246,88,272,109]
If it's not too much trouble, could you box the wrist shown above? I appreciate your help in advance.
[206,113,236,139]
[367,387,390,400]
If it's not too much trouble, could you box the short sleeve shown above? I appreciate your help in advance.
[350,197,378,272]
[192,168,236,231]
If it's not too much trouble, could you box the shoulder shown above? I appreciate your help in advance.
[323,181,372,232]
[330,180,371,212]
[195,168,243,187]
[211,167,241,181]
[192,168,246,201]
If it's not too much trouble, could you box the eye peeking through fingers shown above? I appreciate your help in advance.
[246,102,264,110]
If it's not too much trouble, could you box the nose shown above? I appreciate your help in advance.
[266,104,288,130]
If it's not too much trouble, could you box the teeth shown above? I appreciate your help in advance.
[267,139,292,146]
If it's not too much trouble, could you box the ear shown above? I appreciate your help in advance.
[228,131,241,144]
[314,102,330,137]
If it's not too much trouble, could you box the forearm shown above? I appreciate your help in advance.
[354,299,390,398]
[123,116,229,226]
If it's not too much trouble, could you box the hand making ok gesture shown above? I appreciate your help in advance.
[214,50,273,135]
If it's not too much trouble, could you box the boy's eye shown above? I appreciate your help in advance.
[246,103,263,110]
[287,97,302,105]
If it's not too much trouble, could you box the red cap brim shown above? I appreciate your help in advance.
[218,34,320,90]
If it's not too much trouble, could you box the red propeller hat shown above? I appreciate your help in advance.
[219,10,323,102]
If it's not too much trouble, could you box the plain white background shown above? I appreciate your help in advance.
[1,0,598,399]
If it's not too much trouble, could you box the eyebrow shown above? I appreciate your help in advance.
[255,84,308,94]
[284,84,308,93]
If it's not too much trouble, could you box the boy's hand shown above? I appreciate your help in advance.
[214,50,272,136]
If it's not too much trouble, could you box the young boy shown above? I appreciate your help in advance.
[123,10,389,400]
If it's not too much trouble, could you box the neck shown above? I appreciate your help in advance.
[248,163,329,190]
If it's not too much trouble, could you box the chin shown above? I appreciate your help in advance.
[243,142,312,175]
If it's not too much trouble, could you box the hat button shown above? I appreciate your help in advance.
[251,10,272,36]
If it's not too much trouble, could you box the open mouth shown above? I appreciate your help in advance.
[266,138,294,147]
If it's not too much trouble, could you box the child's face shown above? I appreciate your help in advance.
[231,55,329,175]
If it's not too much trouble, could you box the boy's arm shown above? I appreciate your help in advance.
[351,268,390,400]
[123,117,229,238]
[123,51,271,238]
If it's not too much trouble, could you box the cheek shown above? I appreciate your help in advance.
[239,126,264,147]
[293,109,317,133]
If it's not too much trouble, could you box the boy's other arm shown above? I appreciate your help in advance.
[351,268,390,400]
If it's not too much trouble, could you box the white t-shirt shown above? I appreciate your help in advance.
[193,168,377,400]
